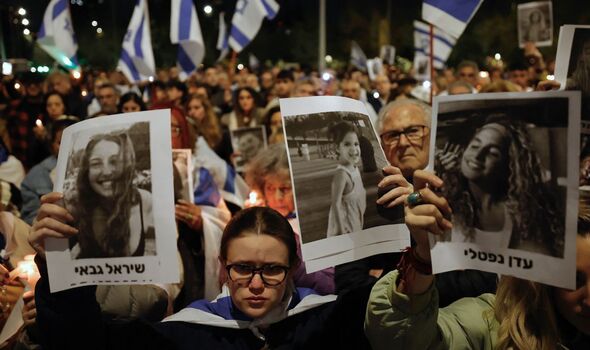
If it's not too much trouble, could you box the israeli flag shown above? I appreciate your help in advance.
[117,0,155,83]
[37,0,79,70]
[350,41,368,71]
[422,0,484,38]
[414,20,457,69]
[229,0,280,53]
[216,12,229,61]
[171,0,205,80]
[193,137,250,209]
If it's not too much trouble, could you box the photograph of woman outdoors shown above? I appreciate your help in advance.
[65,124,155,259]
[435,112,565,257]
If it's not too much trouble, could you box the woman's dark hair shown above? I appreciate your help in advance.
[233,87,261,115]
[43,92,69,119]
[118,92,147,113]
[76,132,138,257]
[219,207,299,268]
[328,121,357,145]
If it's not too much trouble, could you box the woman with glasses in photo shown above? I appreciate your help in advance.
[30,204,372,349]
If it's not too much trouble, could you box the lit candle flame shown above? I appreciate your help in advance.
[248,191,258,206]
[13,255,40,289]
[35,119,43,127]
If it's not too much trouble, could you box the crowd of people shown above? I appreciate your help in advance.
[0,39,588,349]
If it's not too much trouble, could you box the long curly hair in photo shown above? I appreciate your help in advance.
[436,113,564,257]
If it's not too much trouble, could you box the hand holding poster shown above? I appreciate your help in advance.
[46,110,180,292]
[428,91,580,289]
[280,96,410,273]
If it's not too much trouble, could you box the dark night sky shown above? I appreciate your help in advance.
[4,0,590,69]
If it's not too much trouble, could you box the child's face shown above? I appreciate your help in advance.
[338,132,361,166]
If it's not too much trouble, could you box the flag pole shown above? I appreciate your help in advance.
[228,50,238,83]
[429,23,434,105]
[318,0,326,71]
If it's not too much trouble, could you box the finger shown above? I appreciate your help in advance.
[381,165,403,176]
[378,173,410,189]
[389,191,412,208]
[34,216,78,235]
[37,203,74,223]
[376,186,412,205]
[419,187,453,218]
[406,205,451,235]
[413,170,444,191]
[40,192,64,205]
[408,203,453,231]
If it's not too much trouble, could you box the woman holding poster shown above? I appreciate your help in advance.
[435,114,563,257]
[365,171,590,350]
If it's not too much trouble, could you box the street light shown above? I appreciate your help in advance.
[97,27,103,34]
[91,20,98,27]
[18,8,26,16]
[23,28,30,35]
[22,18,29,26]
[203,5,213,15]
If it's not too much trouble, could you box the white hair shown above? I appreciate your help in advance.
[377,99,432,133]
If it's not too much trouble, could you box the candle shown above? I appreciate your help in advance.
[248,191,258,206]
[12,255,40,289]
[35,119,43,128]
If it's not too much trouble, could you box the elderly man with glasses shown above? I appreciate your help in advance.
[378,99,431,180]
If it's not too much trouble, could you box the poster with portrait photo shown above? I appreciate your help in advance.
[428,91,580,289]
[380,45,396,66]
[47,110,180,292]
[280,96,410,273]
[517,1,553,48]
[173,149,194,203]
[554,25,590,121]
[230,126,267,172]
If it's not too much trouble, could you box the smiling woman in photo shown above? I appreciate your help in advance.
[435,114,564,257]
[72,131,153,258]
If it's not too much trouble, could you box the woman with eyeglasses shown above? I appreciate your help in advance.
[30,205,372,349]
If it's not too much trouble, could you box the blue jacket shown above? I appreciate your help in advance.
[20,156,56,225]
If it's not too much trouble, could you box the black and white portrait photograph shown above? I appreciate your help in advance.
[230,126,267,172]
[48,110,180,293]
[63,121,155,259]
[173,149,194,203]
[380,45,396,66]
[555,25,590,121]
[517,1,553,48]
[280,97,410,272]
[429,91,580,289]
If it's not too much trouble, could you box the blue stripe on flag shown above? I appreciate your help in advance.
[224,164,236,194]
[70,55,79,66]
[134,15,146,59]
[52,0,67,20]
[230,25,250,49]
[261,0,278,19]
[194,168,221,207]
[120,49,141,82]
[178,45,197,74]
[38,23,46,39]
[178,0,193,41]
[415,48,445,65]
[424,0,481,22]
[414,27,455,49]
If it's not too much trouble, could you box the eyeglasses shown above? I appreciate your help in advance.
[380,125,428,146]
[226,263,289,286]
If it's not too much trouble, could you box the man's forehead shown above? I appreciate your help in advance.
[383,105,426,129]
